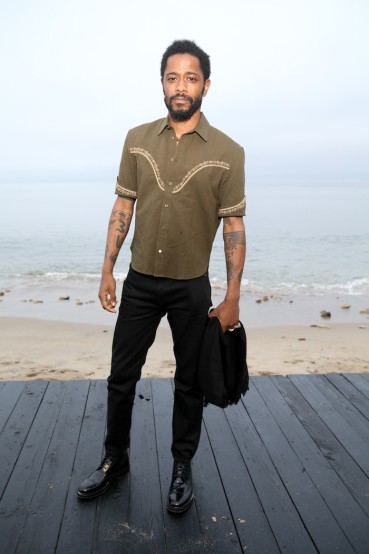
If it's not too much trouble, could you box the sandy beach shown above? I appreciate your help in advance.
[1,288,368,380]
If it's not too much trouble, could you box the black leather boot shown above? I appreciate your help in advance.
[77,452,129,500]
[166,460,194,514]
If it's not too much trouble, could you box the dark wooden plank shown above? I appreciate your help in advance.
[151,377,206,553]
[166,378,242,552]
[326,374,369,420]
[94,379,165,553]
[273,375,369,518]
[343,373,369,400]
[193,422,242,553]
[295,374,369,439]
[0,381,67,554]
[56,380,107,553]
[87,379,130,554]
[93,462,130,552]
[246,378,355,553]
[225,388,317,553]
[290,375,369,476]
[0,381,25,433]
[15,380,90,553]
[127,379,165,553]
[0,380,48,498]
[255,376,369,553]
[203,404,280,553]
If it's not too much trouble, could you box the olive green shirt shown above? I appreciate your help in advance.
[115,113,246,279]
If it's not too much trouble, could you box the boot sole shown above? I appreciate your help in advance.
[166,493,195,514]
[77,465,129,501]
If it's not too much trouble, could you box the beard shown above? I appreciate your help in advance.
[164,93,203,121]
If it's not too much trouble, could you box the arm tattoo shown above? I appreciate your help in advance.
[224,231,246,283]
[105,209,133,263]
[109,252,119,263]
[109,209,132,235]
[115,235,124,249]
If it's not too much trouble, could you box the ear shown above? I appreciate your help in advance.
[202,79,211,97]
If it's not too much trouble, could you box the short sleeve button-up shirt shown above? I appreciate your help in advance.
[115,113,246,279]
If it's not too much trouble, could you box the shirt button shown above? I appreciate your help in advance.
[168,181,172,186]
[158,249,163,254]
[164,204,169,207]
[171,157,174,162]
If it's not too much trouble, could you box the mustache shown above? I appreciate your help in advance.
[169,94,193,104]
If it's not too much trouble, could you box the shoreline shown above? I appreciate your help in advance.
[1,283,369,327]
[0,316,368,381]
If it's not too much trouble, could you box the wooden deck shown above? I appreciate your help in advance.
[1,374,369,553]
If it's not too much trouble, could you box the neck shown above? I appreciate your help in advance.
[168,110,202,140]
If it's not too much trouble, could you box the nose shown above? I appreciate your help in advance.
[175,76,187,93]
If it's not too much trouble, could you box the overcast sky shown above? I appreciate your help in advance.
[1,0,368,185]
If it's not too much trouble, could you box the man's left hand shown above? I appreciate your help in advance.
[208,298,240,333]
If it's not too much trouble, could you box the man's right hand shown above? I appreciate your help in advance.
[98,272,117,313]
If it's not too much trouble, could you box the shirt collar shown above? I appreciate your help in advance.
[157,112,209,142]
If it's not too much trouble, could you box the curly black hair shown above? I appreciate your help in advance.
[160,40,211,81]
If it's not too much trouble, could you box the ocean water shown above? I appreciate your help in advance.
[0,181,368,297]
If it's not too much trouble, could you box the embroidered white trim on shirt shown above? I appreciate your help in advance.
[172,161,230,194]
[130,148,231,194]
[130,147,166,191]
[115,182,138,198]
[218,196,246,217]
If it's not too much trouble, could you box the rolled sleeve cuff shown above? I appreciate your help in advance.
[218,196,246,217]
[115,179,137,199]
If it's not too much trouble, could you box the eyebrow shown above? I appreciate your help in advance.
[166,71,201,77]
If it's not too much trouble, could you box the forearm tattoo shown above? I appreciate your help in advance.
[224,230,246,284]
[105,209,132,263]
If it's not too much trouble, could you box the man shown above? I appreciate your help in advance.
[77,39,246,514]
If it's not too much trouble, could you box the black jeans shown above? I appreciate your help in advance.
[105,267,212,461]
